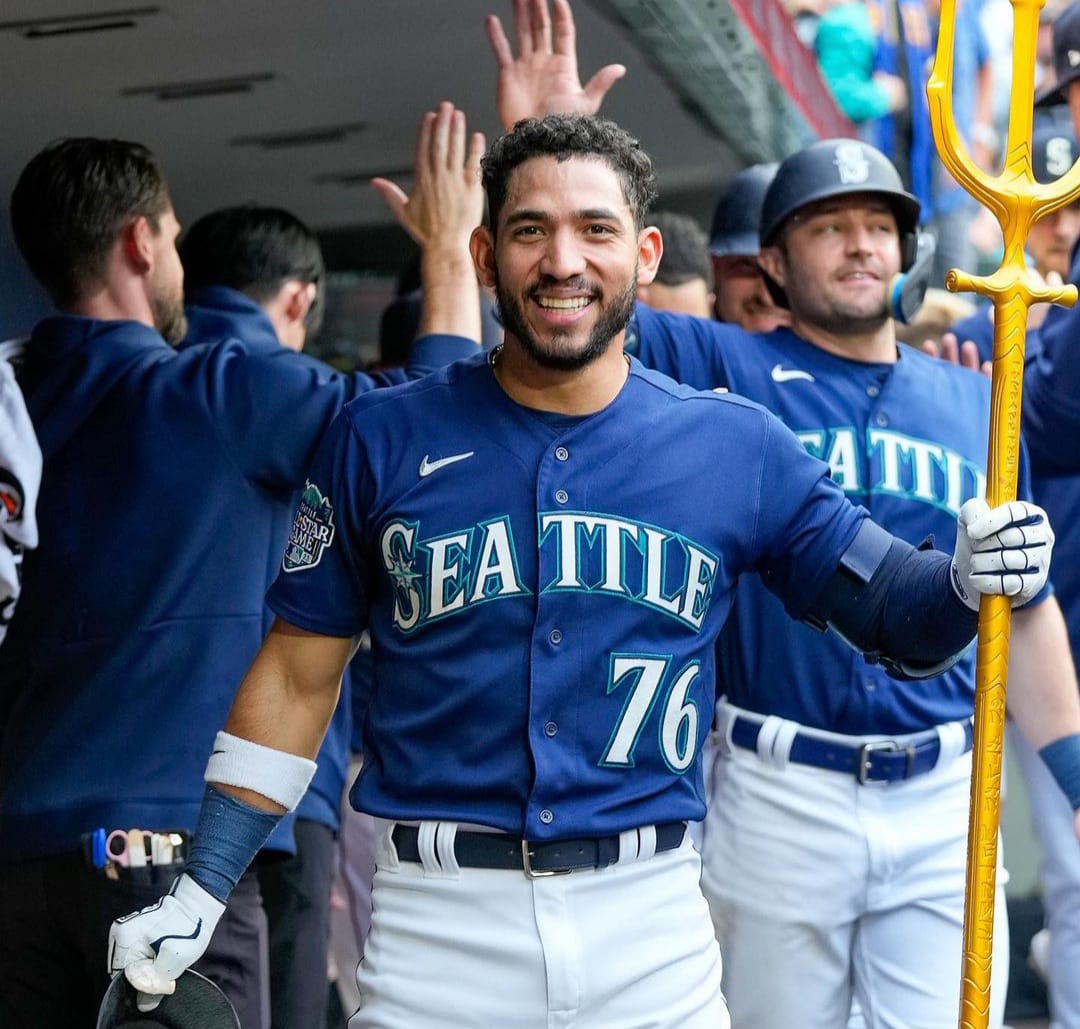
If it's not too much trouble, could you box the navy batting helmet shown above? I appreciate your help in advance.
[708,162,779,256]
[96,970,240,1029]
[760,139,921,271]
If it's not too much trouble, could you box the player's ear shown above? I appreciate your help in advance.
[122,216,154,275]
[471,225,497,289]
[757,245,786,289]
[635,225,663,287]
[281,280,316,326]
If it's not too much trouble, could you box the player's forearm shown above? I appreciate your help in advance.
[418,245,483,343]
[217,621,353,811]
[1007,598,1080,750]
[1007,598,1080,814]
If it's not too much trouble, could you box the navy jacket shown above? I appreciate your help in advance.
[0,311,468,860]
[182,287,356,845]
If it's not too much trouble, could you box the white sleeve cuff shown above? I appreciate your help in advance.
[204,731,317,811]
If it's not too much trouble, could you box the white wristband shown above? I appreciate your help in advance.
[204,731,317,811]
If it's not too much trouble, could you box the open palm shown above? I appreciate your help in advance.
[487,0,625,129]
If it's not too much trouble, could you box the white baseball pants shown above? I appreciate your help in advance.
[349,821,729,1029]
[700,715,1008,1029]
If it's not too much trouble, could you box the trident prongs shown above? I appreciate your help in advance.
[927,0,1080,1026]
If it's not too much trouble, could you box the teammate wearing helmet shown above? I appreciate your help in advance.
[706,162,791,332]
[621,137,1080,1029]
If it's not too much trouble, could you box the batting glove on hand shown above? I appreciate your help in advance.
[951,498,1054,611]
[108,872,225,1012]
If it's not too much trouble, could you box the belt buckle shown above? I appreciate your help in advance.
[857,739,903,784]
[521,840,573,879]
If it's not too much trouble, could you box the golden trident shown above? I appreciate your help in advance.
[927,0,1080,1024]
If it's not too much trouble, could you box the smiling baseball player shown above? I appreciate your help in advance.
[617,139,1080,1028]
[106,116,1056,1029]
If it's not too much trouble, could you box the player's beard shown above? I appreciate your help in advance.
[152,286,188,347]
[494,272,636,372]
[785,266,890,337]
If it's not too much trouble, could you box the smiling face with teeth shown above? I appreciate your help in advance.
[472,154,662,373]
[759,193,902,349]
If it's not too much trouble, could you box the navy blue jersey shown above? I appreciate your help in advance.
[266,354,868,838]
[629,303,1038,734]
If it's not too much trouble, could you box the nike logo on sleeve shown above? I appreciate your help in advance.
[770,364,815,383]
[419,452,475,477]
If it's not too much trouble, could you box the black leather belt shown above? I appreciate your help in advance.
[392,822,687,878]
[730,717,974,784]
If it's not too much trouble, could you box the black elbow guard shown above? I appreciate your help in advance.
[803,519,974,681]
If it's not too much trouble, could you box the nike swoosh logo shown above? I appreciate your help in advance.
[771,364,815,383]
[419,451,475,477]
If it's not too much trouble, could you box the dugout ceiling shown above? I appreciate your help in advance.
[0,0,847,263]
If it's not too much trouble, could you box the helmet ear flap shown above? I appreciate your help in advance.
[761,268,789,309]
[900,229,919,273]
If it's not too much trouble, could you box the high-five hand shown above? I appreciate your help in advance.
[487,0,625,129]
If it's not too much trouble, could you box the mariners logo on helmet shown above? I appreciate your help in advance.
[759,139,921,271]
[834,142,871,185]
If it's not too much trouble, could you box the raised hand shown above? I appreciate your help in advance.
[920,331,991,377]
[371,102,485,254]
[487,0,625,129]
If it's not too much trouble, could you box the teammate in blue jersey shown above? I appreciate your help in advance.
[106,113,1057,1029]
[0,110,479,1029]
[178,204,354,1029]
[619,140,1080,1028]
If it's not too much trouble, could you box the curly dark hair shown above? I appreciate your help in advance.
[481,114,658,232]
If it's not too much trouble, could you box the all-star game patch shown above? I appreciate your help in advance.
[282,481,336,573]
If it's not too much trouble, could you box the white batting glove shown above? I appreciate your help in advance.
[951,499,1054,610]
[108,873,225,1011]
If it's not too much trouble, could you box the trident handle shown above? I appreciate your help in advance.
[927,0,1080,1026]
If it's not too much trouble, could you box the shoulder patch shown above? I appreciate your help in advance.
[282,481,336,573]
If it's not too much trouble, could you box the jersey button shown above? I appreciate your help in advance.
[539,808,554,824]
[874,412,889,427]
[866,384,880,398]
[555,446,569,461]
[544,721,558,737]
[549,629,563,645]
[555,489,569,505]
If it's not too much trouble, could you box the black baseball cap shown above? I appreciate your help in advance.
[1036,2,1080,107]
[96,971,240,1029]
